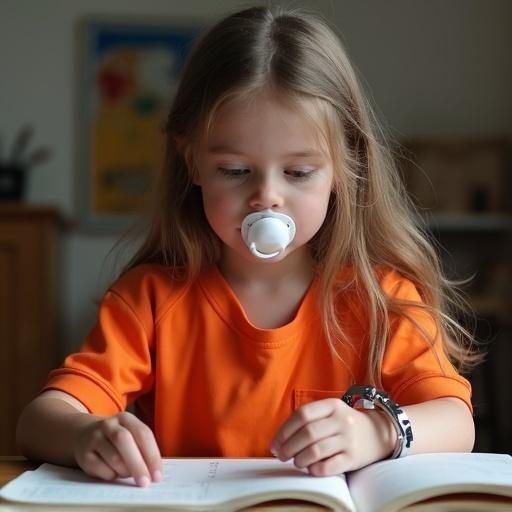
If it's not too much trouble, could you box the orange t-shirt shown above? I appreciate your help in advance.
[43,264,472,457]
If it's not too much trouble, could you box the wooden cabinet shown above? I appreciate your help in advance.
[0,204,64,455]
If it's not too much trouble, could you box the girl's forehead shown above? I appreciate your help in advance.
[204,91,331,155]
[212,91,305,124]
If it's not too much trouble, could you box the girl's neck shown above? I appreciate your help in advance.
[218,246,315,291]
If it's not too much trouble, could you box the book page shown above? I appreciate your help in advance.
[0,458,355,512]
[347,452,512,512]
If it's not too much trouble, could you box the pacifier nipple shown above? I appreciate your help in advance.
[241,210,296,259]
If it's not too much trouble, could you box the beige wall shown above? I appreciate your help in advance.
[0,0,510,355]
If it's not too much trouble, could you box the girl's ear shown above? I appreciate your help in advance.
[173,135,200,185]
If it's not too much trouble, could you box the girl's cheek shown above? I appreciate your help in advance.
[204,198,236,225]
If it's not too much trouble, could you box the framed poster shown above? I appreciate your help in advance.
[75,16,201,231]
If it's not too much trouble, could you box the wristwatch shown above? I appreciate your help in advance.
[341,384,413,459]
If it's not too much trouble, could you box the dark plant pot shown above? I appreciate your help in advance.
[0,166,25,200]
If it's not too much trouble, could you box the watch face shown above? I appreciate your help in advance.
[342,384,374,406]
[354,398,376,410]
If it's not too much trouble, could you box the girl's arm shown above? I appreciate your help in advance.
[402,397,475,454]
[16,390,97,465]
[271,396,474,476]
[17,390,162,487]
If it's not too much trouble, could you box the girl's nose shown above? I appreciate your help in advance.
[248,176,284,210]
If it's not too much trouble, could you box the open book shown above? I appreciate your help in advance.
[1,453,512,511]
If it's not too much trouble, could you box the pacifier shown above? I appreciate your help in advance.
[241,210,296,259]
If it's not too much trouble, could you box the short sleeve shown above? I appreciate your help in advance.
[42,289,154,415]
[380,271,472,413]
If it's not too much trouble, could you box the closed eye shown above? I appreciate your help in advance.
[217,167,316,180]
[285,169,315,179]
[217,167,250,178]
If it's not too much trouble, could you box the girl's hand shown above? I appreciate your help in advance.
[271,398,395,476]
[74,412,163,487]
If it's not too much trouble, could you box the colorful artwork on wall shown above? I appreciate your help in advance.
[77,17,201,231]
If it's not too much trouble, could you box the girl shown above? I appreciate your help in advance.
[17,6,478,488]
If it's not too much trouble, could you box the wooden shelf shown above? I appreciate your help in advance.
[416,213,512,232]
[0,202,68,228]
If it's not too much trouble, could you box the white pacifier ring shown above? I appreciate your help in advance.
[241,210,296,259]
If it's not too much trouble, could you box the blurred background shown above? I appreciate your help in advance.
[0,0,510,455]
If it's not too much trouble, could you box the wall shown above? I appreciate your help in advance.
[0,0,511,356]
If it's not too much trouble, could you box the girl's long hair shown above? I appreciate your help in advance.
[121,6,481,385]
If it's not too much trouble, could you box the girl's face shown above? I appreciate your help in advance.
[193,92,334,264]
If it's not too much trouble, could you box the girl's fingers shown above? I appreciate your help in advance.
[293,435,346,469]
[272,399,339,455]
[76,413,162,486]
[118,414,163,483]
[308,451,354,477]
[276,417,342,462]
[95,438,131,478]
[104,424,152,487]
[80,450,117,481]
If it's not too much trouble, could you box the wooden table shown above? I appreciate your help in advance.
[0,456,39,486]
[0,457,325,511]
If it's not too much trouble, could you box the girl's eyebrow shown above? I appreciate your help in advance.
[207,144,325,158]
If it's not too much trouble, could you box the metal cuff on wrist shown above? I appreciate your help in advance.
[341,384,413,459]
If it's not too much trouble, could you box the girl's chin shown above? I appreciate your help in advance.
[222,244,290,264]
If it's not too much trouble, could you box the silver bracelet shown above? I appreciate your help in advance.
[341,384,413,459]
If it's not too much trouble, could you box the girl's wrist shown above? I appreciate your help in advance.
[357,408,397,465]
